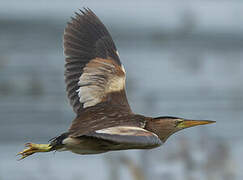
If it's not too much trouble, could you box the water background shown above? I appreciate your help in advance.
[0,1,243,180]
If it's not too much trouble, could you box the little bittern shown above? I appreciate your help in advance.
[18,8,215,160]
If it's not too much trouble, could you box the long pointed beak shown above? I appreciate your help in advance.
[177,119,216,129]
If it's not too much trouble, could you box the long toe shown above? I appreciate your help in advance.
[17,142,53,160]
[17,143,36,160]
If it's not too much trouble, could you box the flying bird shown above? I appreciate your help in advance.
[18,8,215,160]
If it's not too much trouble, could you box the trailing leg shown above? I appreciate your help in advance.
[17,143,53,160]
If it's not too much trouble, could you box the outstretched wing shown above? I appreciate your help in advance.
[86,126,162,149]
[64,8,131,114]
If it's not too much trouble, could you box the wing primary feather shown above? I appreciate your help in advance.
[64,8,130,114]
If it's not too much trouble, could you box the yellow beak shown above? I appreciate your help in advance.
[177,119,216,129]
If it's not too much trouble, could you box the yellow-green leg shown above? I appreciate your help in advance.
[17,143,53,160]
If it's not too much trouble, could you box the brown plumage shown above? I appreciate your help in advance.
[17,8,215,160]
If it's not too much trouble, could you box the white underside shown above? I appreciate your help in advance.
[59,137,107,155]
[57,147,106,154]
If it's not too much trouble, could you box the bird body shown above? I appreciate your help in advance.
[18,8,215,160]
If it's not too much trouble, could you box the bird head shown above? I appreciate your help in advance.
[145,116,215,143]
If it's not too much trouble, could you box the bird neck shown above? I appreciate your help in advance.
[145,118,176,143]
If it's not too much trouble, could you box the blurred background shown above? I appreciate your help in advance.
[0,0,243,180]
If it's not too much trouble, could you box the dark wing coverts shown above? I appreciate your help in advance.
[64,8,130,114]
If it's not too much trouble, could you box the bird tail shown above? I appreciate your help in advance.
[49,132,70,150]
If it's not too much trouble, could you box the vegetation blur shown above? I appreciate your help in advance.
[0,0,242,180]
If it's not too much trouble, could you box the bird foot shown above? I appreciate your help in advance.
[17,143,52,160]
